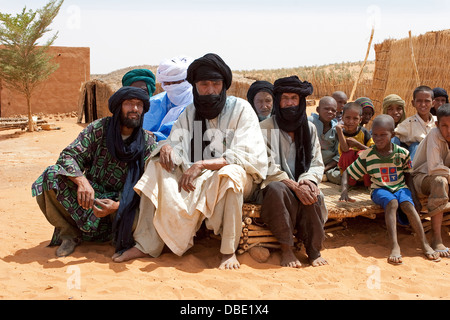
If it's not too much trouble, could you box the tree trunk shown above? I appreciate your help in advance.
[27,94,33,132]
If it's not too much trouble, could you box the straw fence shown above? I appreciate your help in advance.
[82,29,450,121]
[371,29,450,118]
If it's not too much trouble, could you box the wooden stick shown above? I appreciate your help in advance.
[409,30,421,86]
[247,230,274,237]
[349,26,374,101]
[325,226,346,233]
[244,217,253,225]
[248,224,268,231]
[247,236,279,244]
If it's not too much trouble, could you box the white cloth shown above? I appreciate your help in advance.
[133,96,268,256]
[412,127,450,192]
[161,80,192,106]
[156,55,193,83]
[395,113,436,146]
[156,55,194,108]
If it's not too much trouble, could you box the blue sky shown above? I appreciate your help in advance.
[1,0,449,74]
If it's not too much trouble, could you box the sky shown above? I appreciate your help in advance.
[1,0,450,74]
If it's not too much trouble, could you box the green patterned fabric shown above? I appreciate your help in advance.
[32,117,156,244]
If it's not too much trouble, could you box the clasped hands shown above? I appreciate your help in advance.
[282,179,321,206]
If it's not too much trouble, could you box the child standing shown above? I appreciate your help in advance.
[395,86,436,160]
[336,102,374,187]
[308,96,341,184]
[340,115,441,265]
[412,103,450,258]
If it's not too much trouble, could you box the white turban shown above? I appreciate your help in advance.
[156,55,193,83]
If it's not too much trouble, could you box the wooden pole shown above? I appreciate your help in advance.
[349,26,375,101]
[409,30,421,86]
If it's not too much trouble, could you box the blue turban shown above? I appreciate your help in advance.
[433,87,449,103]
[121,69,156,96]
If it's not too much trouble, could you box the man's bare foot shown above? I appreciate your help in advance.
[112,247,148,262]
[310,256,328,267]
[219,253,240,270]
[280,245,302,268]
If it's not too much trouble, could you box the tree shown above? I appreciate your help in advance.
[0,0,63,131]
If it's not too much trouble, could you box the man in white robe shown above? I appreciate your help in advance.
[113,53,268,269]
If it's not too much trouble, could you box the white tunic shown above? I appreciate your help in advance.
[133,96,268,256]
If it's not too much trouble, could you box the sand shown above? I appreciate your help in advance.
[0,116,449,301]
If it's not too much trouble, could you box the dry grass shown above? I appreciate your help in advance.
[91,61,375,103]
[371,29,450,117]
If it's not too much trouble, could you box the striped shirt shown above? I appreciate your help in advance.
[346,144,412,192]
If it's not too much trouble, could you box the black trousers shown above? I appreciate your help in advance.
[260,181,327,260]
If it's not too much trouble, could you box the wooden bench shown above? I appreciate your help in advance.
[238,182,450,254]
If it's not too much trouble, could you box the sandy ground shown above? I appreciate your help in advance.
[0,115,449,301]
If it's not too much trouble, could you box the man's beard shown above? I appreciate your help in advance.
[120,112,141,128]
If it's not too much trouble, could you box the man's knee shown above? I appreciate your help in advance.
[262,181,288,198]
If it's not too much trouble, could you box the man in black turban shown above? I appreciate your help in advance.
[258,76,328,268]
[114,53,268,270]
[246,80,274,121]
[32,86,156,257]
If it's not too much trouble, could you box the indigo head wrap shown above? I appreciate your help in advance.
[273,76,313,180]
[247,80,274,110]
[106,86,151,253]
[433,87,449,103]
[186,53,233,162]
[122,69,156,96]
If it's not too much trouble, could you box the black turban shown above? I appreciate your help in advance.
[433,87,449,103]
[186,53,233,162]
[108,86,150,115]
[246,80,274,110]
[187,53,232,89]
[106,86,150,253]
[273,76,314,180]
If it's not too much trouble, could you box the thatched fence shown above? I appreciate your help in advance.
[371,29,450,118]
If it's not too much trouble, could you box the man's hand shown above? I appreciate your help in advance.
[70,176,95,209]
[294,183,318,206]
[299,179,320,197]
[159,144,175,172]
[93,199,120,218]
[178,162,204,192]
[283,179,319,206]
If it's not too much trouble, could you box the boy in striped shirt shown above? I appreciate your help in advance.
[340,115,440,265]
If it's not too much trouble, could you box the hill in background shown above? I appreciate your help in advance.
[91,60,375,96]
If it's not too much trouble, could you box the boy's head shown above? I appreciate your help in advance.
[371,115,395,150]
[382,94,405,125]
[355,97,375,125]
[436,103,450,143]
[342,102,362,133]
[332,91,348,119]
[412,85,434,118]
[316,96,337,124]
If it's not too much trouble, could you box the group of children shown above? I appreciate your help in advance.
[310,86,450,265]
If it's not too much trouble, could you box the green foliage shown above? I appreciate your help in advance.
[0,0,63,129]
